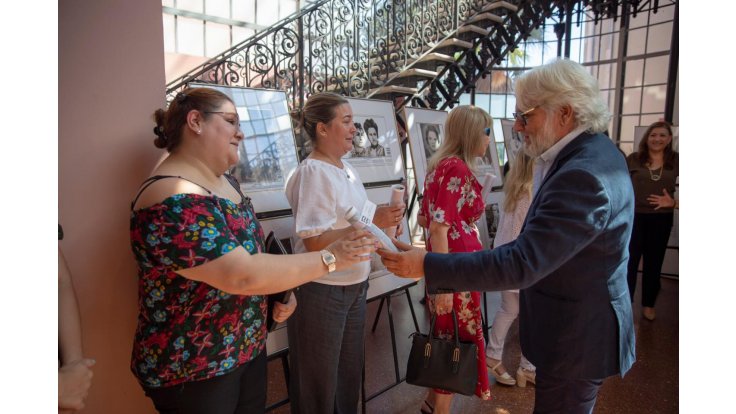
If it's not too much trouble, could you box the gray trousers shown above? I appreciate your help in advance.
[288,280,368,414]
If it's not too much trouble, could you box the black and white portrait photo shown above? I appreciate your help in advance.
[501,118,524,167]
[363,118,386,157]
[349,122,370,158]
[484,202,500,247]
[419,123,443,159]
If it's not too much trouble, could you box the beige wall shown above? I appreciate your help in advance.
[60,1,165,412]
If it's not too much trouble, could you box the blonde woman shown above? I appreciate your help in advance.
[485,152,537,387]
[419,106,492,414]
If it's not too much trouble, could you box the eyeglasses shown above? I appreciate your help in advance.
[512,106,539,126]
[204,111,241,128]
[484,127,492,136]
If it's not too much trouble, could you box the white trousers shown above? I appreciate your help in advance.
[486,290,535,371]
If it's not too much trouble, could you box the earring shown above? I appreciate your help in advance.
[197,129,201,134]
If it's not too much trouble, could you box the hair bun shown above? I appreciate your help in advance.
[153,125,168,148]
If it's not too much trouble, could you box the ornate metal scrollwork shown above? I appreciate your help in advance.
[165,0,653,117]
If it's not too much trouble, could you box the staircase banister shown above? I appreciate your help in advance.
[165,0,334,97]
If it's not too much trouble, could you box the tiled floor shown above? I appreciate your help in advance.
[266,275,678,413]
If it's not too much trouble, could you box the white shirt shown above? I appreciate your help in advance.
[493,191,532,294]
[532,125,589,197]
[285,158,371,285]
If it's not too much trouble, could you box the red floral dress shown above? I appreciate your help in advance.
[420,156,491,400]
[129,192,267,389]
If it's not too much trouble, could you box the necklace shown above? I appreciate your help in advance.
[648,165,663,181]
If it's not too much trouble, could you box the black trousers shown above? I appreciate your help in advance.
[144,351,267,414]
[534,371,604,414]
[627,212,673,307]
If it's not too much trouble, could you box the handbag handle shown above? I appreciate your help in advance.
[424,305,463,373]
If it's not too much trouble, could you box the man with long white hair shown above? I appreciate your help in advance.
[379,59,635,413]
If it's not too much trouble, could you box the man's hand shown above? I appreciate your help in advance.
[59,358,95,412]
[377,238,427,278]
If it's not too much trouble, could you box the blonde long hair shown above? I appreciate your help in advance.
[427,105,492,174]
[503,151,534,213]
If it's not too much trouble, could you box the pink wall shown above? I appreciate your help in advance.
[60,1,166,412]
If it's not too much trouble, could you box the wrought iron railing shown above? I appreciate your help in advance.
[166,0,500,107]
[166,0,662,113]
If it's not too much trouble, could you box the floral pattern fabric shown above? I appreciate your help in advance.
[129,193,266,388]
[421,156,491,400]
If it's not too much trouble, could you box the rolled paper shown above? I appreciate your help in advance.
[384,184,405,238]
[345,206,399,252]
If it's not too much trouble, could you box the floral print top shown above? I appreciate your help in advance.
[129,192,266,388]
[421,156,484,253]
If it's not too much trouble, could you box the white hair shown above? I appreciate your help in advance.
[514,59,611,133]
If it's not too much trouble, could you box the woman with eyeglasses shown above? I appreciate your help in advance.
[418,105,493,414]
[129,87,376,414]
[625,121,679,321]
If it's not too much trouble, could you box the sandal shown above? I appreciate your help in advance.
[420,400,434,414]
[486,357,516,386]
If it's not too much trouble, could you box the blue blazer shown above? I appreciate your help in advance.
[425,132,636,379]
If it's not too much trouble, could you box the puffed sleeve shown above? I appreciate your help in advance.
[427,159,471,226]
[288,163,339,239]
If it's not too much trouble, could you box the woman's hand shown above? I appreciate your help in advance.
[395,220,405,237]
[431,293,454,315]
[59,358,95,412]
[647,188,676,210]
[373,203,407,229]
[327,229,378,272]
[272,292,297,323]
[416,213,428,229]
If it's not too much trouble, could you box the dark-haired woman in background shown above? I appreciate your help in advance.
[626,121,678,321]
[130,87,376,413]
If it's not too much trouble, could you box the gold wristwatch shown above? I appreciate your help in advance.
[320,249,336,273]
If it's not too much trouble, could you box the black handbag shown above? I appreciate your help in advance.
[405,309,478,395]
[264,231,294,332]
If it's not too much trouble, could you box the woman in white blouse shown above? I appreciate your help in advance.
[285,92,405,413]
[485,151,537,388]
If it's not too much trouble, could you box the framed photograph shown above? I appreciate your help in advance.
[403,107,449,195]
[475,125,503,190]
[342,97,405,185]
[476,191,505,250]
[190,83,298,213]
[501,118,524,168]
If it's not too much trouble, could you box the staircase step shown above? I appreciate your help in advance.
[429,38,474,55]
[482,1,518,14]
[395,68,439,80]
[406,52,456,70]
[466,12,505,26]
[368,85,418,98]
[456,24,491,42]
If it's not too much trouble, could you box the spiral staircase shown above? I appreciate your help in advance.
[165,0,659,114]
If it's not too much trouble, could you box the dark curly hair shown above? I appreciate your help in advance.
[637,121,676,169]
